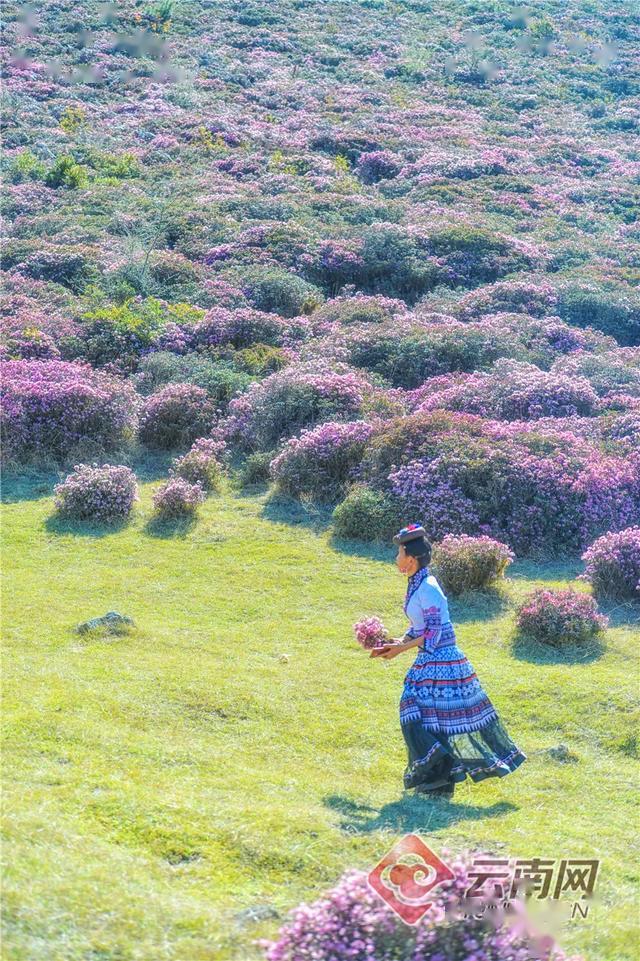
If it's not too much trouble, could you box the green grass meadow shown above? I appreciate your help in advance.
[2,475,639,960]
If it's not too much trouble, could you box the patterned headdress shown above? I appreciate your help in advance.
[393,523,427,546]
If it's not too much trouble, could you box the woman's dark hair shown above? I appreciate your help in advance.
[404,536,431,566]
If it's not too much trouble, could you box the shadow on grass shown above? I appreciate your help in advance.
[44,514,131,538]
[330,534,395,564]
[447,588,510,624]
[1,471,58,504]
[511,632,606,665]
[597,599,640,629]
[261,492,334,533]
[324,793,518,835]
[508,558,583,583]
[143,514,197,539]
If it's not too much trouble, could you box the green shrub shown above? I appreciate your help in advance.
[135,352,251,409]
[7,150,46,184]
[235,343,289,375]
[242,268,323,317]
[556,285,639,346]
[239,451,273,486]
[20,248,99,293]
[332,485,403,542]
[45,155,88,189]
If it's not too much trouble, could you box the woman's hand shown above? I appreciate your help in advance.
[370,639,406,659]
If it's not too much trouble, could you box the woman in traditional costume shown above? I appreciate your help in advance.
[372,524,527,799]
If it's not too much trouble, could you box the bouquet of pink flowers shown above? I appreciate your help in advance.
[353,617,389,650]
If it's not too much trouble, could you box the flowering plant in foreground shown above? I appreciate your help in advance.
[169,438,226,492]
[580,527,640,600]
[54,464,138,522]
[152,478,205,519]
[515,589,608,647]
[260,851,584,961]
[432,535,514,596]
[353,616,389,649]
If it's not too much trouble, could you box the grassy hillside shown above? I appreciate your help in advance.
[2,474,638,960]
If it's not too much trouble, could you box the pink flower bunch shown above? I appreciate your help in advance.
[353,616,389,649]
[516,589,608,647]
[54,463,138,523]
[270,420,374,500]
[0,360,138,463]
[581,527,640,600]
[432,535,515,596]
[261,852,584,961]
[152,478,205,519]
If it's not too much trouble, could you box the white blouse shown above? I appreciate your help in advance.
[404,572,451,654]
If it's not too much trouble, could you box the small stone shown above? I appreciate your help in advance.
[547,744,578,763]
[77,612,135,636]
[278,653,290,663]
[233,903,280,928]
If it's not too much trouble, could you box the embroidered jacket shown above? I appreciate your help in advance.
[404,567,451,655]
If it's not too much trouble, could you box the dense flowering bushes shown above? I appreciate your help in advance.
[345,410,640,552]
[223,362,372,451]
[581,528,640,600]
[261,854,583,961]
[356,149,401,184]
[54,464,138,523]
[515,589,608,647]
[270,420,374,501]
[1,360,138,463]
[192,307,290,350]
[138,384,217,449]
[432,535,515,595]
[305,315,606,389]
[416,360,599,420]
[455,280,558,320]
[152,478,205,519]
[169,438,226,492]
[134,352,252,410]
[552,348,640,399]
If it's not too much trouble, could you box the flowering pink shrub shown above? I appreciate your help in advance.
[54,464,138,523]
[169,438,225,492]
[581,527,640,600]
[261,854,584,961]
[515,589,608,647]
[417,360,599,421]
[356,149,401,184]
[455,280,558,320]
[152,478,205,519]
[192,307,289,349]
[270,420,374,500]
[353,616,389,649]
[138,384,217,449]
[432,535,515,596]
[1,360,138,464]
[224,362,371,451]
